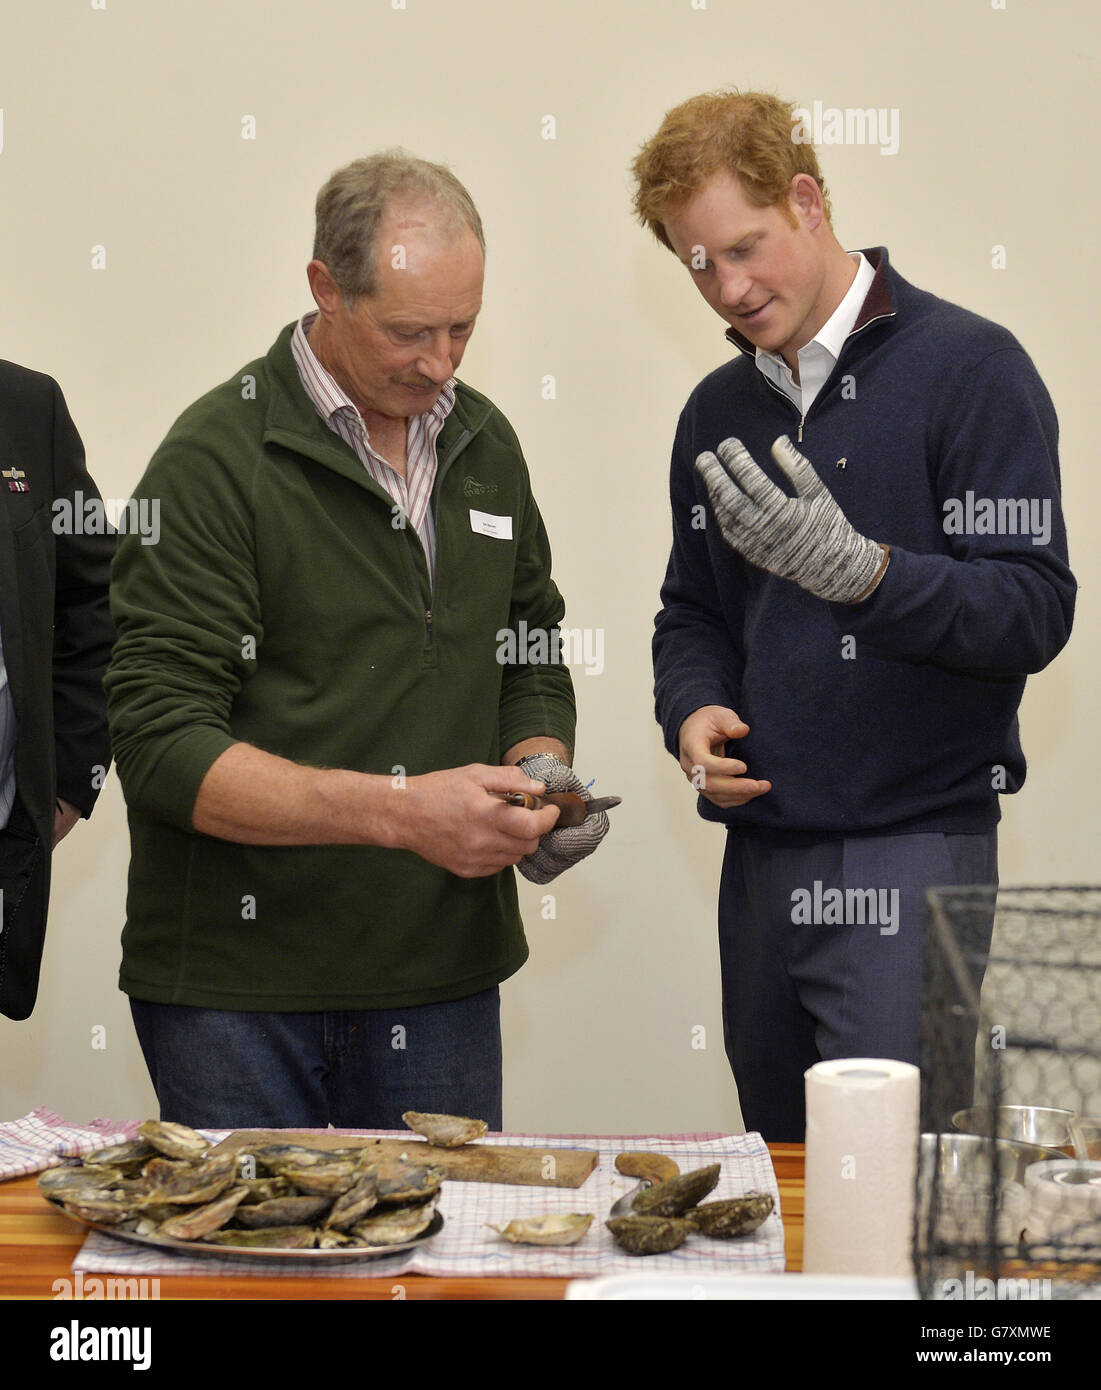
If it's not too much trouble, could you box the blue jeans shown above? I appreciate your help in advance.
[129,988,503,1130]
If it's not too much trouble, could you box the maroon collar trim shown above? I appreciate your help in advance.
[723,246,896,356]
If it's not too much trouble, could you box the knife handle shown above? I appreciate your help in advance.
[616,1152,681,1183]
[501,791,589,826]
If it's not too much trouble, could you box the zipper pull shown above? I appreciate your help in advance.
[798,415,805,443]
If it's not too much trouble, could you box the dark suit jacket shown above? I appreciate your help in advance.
[0,360,115,1019]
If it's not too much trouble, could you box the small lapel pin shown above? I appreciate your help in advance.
[835,457,847,471]
[2,467,28,492]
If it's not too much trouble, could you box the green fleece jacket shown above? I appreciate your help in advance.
[106,324,576,1010]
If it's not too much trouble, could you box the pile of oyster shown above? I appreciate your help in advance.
[606,1163,775,1255]
[38,1121,443,1250]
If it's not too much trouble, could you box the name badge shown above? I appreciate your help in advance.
[469,509,513,540]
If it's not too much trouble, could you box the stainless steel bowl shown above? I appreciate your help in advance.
[922,1131,1065,1186]
[952,1105,1076,1149]
[916,1133,1064,1249]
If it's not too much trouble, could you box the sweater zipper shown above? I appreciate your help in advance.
[752,307,896,447]
[418,417,485,650]
[759,374,805,439]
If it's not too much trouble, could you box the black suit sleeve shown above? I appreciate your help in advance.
[48,381,115,816]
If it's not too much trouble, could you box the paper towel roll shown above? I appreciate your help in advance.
[1024,1158,1101,1208]
[1022,1160,1101,1253]
[803,1057,920,1276]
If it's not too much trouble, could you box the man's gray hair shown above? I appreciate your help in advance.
[313,150,485,303]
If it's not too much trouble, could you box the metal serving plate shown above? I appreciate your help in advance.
[48,1198,444,1263]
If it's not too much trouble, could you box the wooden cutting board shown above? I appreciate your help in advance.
[208,1130,599,1188]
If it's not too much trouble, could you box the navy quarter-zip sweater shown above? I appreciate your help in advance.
[653,248,1076,838]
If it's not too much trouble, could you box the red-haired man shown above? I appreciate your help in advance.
[633,91,1075,1140]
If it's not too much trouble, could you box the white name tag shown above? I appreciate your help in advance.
[469,509,513,540]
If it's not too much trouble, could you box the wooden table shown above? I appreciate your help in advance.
[0,1143,804,1300]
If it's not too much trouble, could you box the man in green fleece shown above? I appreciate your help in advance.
[106,152,608,1130]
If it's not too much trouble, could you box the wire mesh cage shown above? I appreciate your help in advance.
[917,885,1101,1300]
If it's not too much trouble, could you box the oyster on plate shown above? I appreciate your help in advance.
[234,1194,333,1228]
[141,1154,237,1205]
[352,1194,439,1245]
[375,1159,446,1205]
[37,1165,123,1196]
[203,1225,318,1249]
[275,1158,374,1197]
[82,1140,158,1174]
[325,1173,380,1230]
[137,1120,210,1161]
[157,1186,250,1241]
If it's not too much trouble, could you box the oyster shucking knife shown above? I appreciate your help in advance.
[501,790,621,826]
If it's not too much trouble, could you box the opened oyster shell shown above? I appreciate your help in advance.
[277,1158,373,1197]
[142,1153,237,1205]
[157,1186,249,1240]
[203,1225,318,1249]
[137,1120,210,1161]
[251,1144,370,1174]
[376,1159,445,1205]
[235,1194,333,1228]
[59,1190,140,1226]
[489,1213,594,1246]
[236,1176,294,1204]
[352,1194,439,1245]
[402,1111,488,1148]
[325,1172,380,1230]
[38,1165,124,1196]
[83,1141,157,1173]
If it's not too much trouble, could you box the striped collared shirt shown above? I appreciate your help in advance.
[291,310,456,583]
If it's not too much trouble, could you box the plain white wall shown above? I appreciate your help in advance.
[0,0,1095,1132]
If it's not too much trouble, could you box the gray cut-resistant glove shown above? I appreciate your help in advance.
[514,752,610,885]
[695,435,889,603]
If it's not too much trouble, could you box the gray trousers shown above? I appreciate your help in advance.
[717,828,998,1141]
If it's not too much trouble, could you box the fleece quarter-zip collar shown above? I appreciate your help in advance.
[258,323,494,497]
[723,245,897,359]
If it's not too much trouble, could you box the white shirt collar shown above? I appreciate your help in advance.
[754,251,875,412]
[813,251,874,360]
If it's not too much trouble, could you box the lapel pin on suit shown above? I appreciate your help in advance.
[2,467,29,492]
